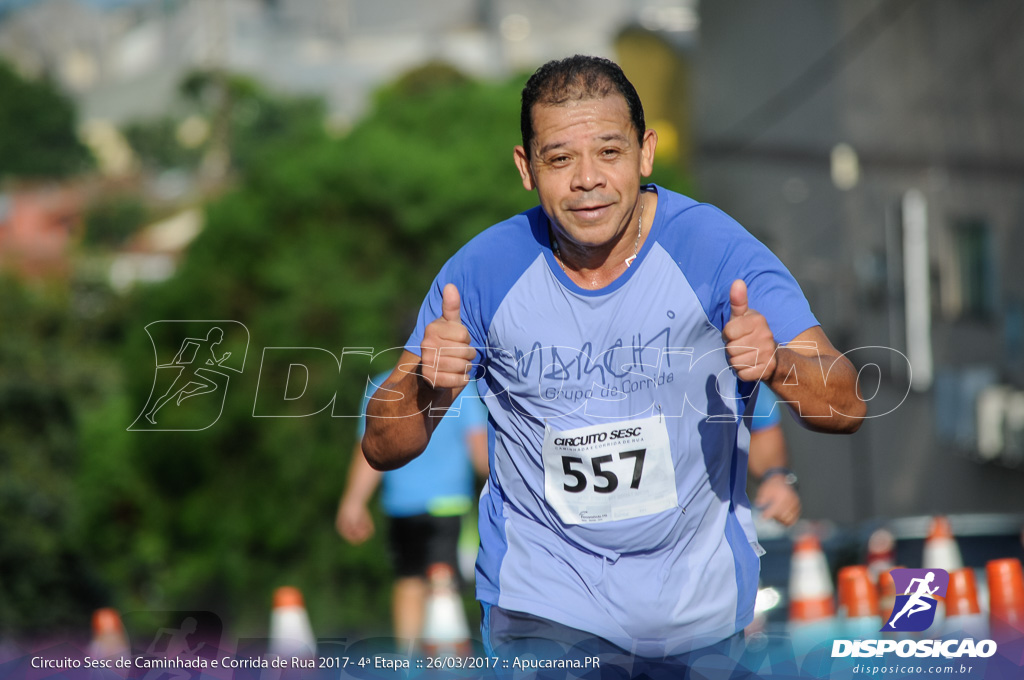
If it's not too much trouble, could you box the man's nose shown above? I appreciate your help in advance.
[571,155,606,192]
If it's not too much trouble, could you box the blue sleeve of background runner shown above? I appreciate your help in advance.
[356,398,368,437]
[751,385,782,432]
[657,195,818,345]
[452,379,487,430]
[355,371,391,438]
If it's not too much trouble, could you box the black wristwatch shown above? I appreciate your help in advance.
[760,467,798,488]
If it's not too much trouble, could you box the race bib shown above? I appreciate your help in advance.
[542,416,678,525]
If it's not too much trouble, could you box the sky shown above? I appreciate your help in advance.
[0,0,148,20]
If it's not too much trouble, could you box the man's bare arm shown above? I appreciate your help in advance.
[724,280,865,434]
[361,353,463,470]
[749,422,802,526]
[766,325,865,433]
[362,284,476,470]
[335,442,382,543]
[466,427,489,477]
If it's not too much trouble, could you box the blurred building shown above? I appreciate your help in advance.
[108,206,202,291]
[0,183,84,277]
[692,0,1024,522]
[0,0,699,286]
[0,0,699,127]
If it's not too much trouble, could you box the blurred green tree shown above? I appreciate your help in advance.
[123,71,327,178]
[121,117,203,172]
[0,60,92,180]
[0,277,109,639]
[98,64,534,638]
[82,195,148,248]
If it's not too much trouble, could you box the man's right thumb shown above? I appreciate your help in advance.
[441,283,461,323]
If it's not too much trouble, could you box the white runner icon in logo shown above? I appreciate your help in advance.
[887,571,939,629]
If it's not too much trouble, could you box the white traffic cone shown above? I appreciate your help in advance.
[789,534,836,623]
[88,608,130,660]
[866,527,896,587]
[268,586,316,660]
[922,516,962,572]
[421,563,471,658]
[922,516,962,633]
[787,533,837,657]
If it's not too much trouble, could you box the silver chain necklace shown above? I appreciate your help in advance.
[551,198,645,274]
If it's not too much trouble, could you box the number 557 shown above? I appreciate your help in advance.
[561,449,646,494]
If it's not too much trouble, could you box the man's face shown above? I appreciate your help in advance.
[514,94,656,252]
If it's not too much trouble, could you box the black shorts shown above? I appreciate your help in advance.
[387,513,462,579]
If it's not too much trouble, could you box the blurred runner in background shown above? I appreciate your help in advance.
[336,373,488,652]
[748,385,801,527]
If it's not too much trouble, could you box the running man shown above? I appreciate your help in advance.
[140,616,202,680]
[362,55,865,670]
[887,572,940,628]
[145,328,231,424]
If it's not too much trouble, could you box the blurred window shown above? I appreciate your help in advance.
[948,219,997,321]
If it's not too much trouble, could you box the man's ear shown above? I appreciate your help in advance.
[640,129,658,178]
[513,146,535,191]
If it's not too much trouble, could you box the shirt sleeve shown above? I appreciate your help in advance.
[750,385,782,432]
[452,379,488,431]
[356,394,369,438]
[356,371,392,437]
[403,255,488,377]
[665,202,819,345]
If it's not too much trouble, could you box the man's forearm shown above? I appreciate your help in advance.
[767,343,865,434]
[361,357,461,470]
[747,425,788,478]
[342,444,383,504]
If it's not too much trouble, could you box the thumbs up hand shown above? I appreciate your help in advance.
[419,283,476,389]
[723,279,778,383]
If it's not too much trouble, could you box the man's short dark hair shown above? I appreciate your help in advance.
[520,55,645,157]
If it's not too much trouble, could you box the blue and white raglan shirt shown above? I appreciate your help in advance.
[404,185,818,657]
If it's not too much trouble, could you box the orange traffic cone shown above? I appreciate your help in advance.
[88,608,130,659]
[987,558,1024,644]
[421,563,471,658]
[268,586,317,659]
[878,568,897,623]
[878,567,900,635]
[942,568,987,639]
[922,516,963,572]
[837,566,880,637]
[788,534,836,657]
